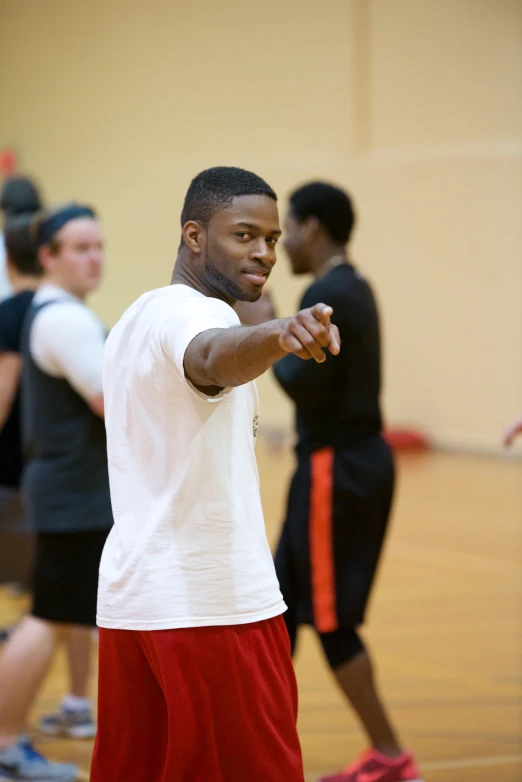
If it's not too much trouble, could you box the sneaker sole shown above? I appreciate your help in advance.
[0,773,78,782]
[39,724,97,740]
[316,778,424,782]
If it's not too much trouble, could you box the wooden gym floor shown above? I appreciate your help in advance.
[0,446,521,781]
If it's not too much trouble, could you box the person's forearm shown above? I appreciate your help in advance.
[0,353,21,431]
[185,319,289,389]
[503,414,522,447]
[184,302,340,390]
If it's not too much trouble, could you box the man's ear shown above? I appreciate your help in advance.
[302,215,321,243]
[181,221,204,255]
[38,244,55,273]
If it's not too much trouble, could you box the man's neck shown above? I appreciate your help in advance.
[171,255,235,306]
[11,276,40,294]
[311,244,348,279]
[41,278,84,301]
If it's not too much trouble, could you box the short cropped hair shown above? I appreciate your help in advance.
[289,182,355,244]
[181,166,277,228]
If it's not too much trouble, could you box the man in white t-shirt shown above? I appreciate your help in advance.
[92,167,341,782]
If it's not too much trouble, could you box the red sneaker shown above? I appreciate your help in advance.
[318,749,423,782]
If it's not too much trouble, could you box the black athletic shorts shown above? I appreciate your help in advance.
[275,435,395,632]
[32,529,109,627]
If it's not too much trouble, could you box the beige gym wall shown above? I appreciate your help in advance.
[1,0,521,452]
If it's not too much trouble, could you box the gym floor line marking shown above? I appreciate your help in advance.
[421,754,522,770]
[304,753,522,780]
[389,541,520,577]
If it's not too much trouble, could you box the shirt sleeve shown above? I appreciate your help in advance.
[273,284,339,411]
[159,294,240,389]
[30,302,106,401]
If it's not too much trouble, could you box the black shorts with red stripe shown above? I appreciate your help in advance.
[275,435,395,633]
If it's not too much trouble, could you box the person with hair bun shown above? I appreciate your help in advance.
[0,214,42,595]
[0,176,43,302]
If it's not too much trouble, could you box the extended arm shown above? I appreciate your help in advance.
[184,303,340,391]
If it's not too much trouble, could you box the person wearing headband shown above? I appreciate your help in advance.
[0,203,112,782]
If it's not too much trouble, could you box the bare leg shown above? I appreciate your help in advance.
[66,626,93,699]
[333,648,402,757]
[0,616,58,749]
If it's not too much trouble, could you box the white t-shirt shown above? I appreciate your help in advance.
[30,284,105,400]
[97,284,286,630]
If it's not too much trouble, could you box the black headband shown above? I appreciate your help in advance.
[37,204,95,248]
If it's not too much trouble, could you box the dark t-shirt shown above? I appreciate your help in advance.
[0,290,35,486]
[273,264,383,453]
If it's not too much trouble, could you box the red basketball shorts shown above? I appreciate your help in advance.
[90,614,304,782]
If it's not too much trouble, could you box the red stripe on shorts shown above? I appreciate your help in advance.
[310,447,338,633]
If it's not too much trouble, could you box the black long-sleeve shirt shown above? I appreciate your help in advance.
[273,264,383,454]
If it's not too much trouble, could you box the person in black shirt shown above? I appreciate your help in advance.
[0,215,41,589]
[240,183,421,782]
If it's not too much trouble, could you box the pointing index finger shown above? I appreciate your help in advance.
[311,303,333,322]
[328,326,341,355]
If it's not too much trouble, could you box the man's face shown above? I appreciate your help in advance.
[282,208,312,275]
[202,195,281,303]
[42,218,104,299]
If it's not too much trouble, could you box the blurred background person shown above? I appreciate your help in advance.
[0,204,111,782]
[0,215,42,633]
[273,183,420,782]
[237,182,421,782]
[503,415,522,447]
[0,177,44,639]
[0,177,42,302]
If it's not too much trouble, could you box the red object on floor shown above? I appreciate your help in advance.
[0,149,16,175]
[319,747,422,782]
[91,615,304,782]
[383,428,430,451]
